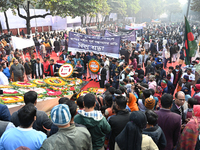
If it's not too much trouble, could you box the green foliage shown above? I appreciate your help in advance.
[164,0,182,14]
[191,0,200,12]
[107,0,127,16]
[125,0,140,17]
[136,0,164,20]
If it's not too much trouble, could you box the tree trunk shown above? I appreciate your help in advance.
[4,11,10,32]
[0,21,3,33]
[81,16,83,27]
[84,14,87,26]
[26,18,31,35]
[26,1,31,35]
[89,16,92,26]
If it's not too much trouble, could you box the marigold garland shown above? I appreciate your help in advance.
[76,91,89,99]
[44,77,66,86]
[32,79,46,86]
[12,82,37,88]
[0,96,24,104]
[0,85,13,88]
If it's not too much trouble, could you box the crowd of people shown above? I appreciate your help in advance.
[0,22,200,150]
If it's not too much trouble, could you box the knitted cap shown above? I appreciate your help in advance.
[145,97,155,110]
[51,104,71,126]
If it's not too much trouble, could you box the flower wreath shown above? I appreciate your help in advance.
[32,79,46,86]
[12,82,37,88]
[88,59,100,74]
[18,88,47,95]
[88,88,106,94]
[0,85,13,88]
[3,89,22,96]
[44,77,66,86]
[0,96,24,104]
[76,91,90,99]
[49,86,68,92]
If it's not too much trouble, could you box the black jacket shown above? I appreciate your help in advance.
[108,110,130,150]
[11,110,52,134]
[100,67,107,81]
[47,64,57,76]
[135,69,144,78]
[145,65,154,76]
[172,69,182,85]
[33,63,44,77]
[143,125,167,150]
[170,101,185,124]
[24,62,32,75]
[74,66,83,78]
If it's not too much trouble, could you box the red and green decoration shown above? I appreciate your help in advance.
[88,59,100,74]
[184,17,198,65]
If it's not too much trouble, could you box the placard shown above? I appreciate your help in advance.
[88,59,100,74]
[59,64,74,78]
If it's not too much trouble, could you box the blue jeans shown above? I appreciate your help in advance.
[35,46,40,56]
[164,58,168,68]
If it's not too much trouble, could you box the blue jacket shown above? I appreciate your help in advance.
[0,104,11,121]
[3,67,10,79]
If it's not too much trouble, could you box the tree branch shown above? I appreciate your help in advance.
[17,6,27,19]
[30,13,51,20]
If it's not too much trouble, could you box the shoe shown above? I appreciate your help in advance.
[90,79,93,81]
[94,79,96,81]
[84,77,86,80]
[88,77,91,79]
[96,80,99,82]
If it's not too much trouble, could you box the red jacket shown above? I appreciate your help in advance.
[43,61,50,74]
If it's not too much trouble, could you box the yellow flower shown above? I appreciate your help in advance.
[44,78,66,86]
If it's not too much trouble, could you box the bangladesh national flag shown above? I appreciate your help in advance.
[184,17,198,65]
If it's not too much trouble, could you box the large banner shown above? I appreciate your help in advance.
[86,28,105,36]
[125,25,143,30]
[104,30,136,42]
[131,22,146,27]
[68,32,120,58]
[11,36,35,50]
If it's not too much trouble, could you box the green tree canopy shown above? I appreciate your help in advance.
[191,0,200,12]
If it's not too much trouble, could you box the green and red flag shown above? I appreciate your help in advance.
[184,17,198,65]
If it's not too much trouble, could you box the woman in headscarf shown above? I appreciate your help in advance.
[10,58,16,81]
[115,111,158,150]
[177,105,200,150]
[132,58,137,70]
[160,80,169,94]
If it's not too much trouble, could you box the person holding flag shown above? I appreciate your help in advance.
[184,17,198,65]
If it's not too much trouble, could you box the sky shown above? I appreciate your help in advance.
[179,0,187,5]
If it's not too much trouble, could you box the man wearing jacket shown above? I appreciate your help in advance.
[40,104,92,150]
[99,63,107,88]
[11,91,52,134]
[156,94,181,150]
[108,96,130,150]
[74,93,111,150]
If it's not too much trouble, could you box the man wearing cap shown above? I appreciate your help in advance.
[40,104,92,150]
[74,93,111,150]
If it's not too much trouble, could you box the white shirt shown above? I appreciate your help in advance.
[99,68,103,80]
[170,72,174,83]
[0,72,9,85]
[181,72,195,82]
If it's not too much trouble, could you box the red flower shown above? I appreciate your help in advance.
[70,87,75,91]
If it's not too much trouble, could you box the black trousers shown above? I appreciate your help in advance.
[99,80,105,88]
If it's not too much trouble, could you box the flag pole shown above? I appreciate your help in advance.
[186,0,191,19]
